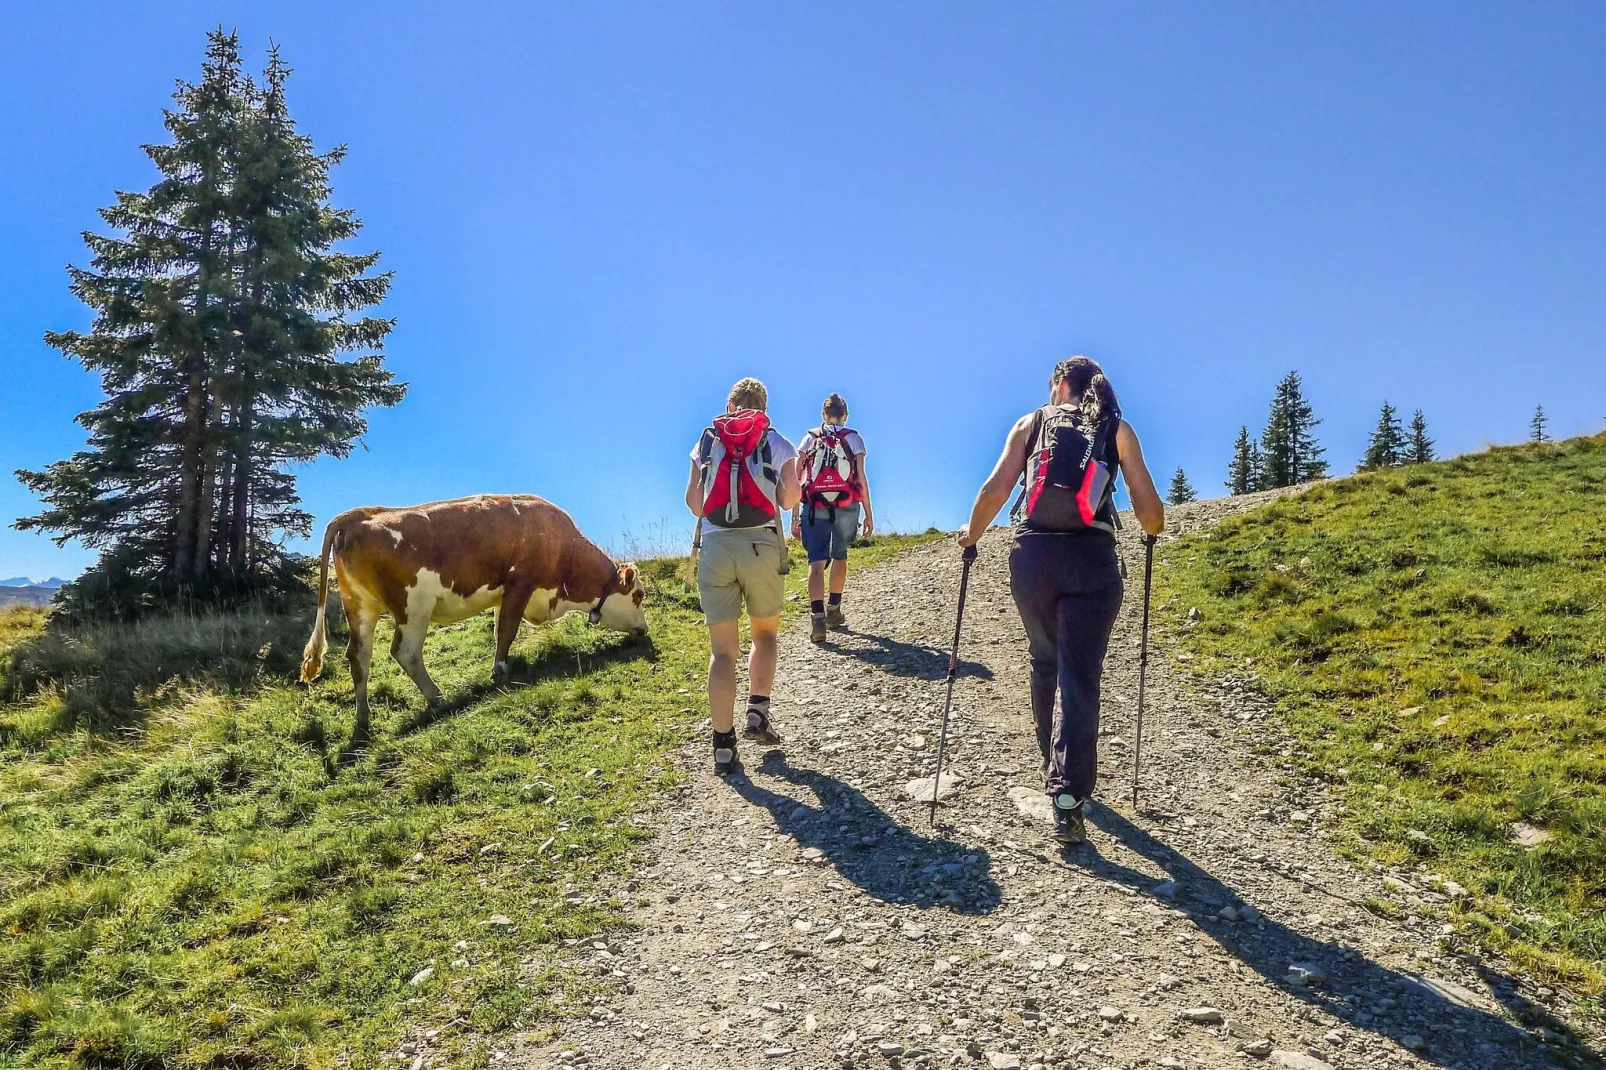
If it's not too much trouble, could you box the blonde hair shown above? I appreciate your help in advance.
[727,377,768,412]
[821,392,848,424]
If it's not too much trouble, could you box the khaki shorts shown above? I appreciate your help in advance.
[698,526,785,625]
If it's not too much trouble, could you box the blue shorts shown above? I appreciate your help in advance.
[800,502,861,562]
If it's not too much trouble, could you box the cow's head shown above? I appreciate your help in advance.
[592,563,649,636]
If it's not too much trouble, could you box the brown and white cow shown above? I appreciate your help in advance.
[300,494,648,727]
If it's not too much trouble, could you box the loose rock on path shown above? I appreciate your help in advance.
[511,492,1603,1070]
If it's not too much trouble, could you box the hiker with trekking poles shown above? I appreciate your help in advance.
[686,378,802,776]
[792,393,874,643]
[956,356,1165,844]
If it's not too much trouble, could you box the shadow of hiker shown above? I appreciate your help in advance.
[1074,804,1598,1070]
[827,630,994,682]
[729,751,1002,916]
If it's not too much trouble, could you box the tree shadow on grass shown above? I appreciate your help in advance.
[728,750,1001,916]
[1072,804,1598,1070]
[824,629,994,682]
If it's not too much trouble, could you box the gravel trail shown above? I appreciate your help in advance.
[512,493,1603,1070]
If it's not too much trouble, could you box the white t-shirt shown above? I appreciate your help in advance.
[797,425,866,460]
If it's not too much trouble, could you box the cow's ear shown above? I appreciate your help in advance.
[619,563,638,589]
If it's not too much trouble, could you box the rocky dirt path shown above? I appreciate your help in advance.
[511,495,1602,1070]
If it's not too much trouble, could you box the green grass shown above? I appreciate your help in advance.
[0,530,943,1068]
[1158,434,1606,1003]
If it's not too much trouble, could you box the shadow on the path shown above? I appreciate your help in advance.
[729,752,1001,916]
[1072,804,1598,1070]
[827,630,994,682]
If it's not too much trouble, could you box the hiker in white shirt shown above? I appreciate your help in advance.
[791,393,873,643]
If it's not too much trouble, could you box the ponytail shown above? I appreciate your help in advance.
[1051,356,1121,428]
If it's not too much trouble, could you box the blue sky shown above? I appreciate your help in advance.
[3,2,1604,579]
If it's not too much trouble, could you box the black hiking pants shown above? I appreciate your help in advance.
[1008,531,1124,801]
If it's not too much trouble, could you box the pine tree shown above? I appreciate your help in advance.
[1225,425,1260,495]
[1168,467,1197,504]
[1258,371,1327,488]
[1360,401,1407,470]
[15,32,404,610]
[1530,405,1549,443]
[1407,409,1434,464]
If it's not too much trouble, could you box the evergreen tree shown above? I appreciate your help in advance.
[1168,467,1197,504]
[1359,401,1407,470]
[1258,371,1327,487]
[1530,405,1549,443]
[15,32,404,610]
[1407,409,1434,464]
[1225,425,1260,495]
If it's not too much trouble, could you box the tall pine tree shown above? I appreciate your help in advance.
[1359,401,1407,470]
[1168,467,1197,504]
[1258,371,1327,487]
[1225,425,1260,495]
[1530,405,1550,443]
[15,32,404,612]
[1407,409,1434,464]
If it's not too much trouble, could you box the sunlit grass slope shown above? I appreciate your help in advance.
[0,531,942,1068]
[1159,435,1606,1001]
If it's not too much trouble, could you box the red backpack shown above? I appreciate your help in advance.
[799,426,860,510]
[699,409,779,528]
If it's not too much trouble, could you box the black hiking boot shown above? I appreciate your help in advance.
[713,730,738,776]
[743,704,783,745]
[809,613,827,643]
[1053,794,1087,845]
[825,605,847,631]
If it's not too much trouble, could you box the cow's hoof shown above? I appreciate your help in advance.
[492,661,510,685]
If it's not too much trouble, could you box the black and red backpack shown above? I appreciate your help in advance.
[1011,406,1120,533]
[799,425,860,512]
[698,409,780,528]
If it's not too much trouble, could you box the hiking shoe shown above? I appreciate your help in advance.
[1053,794,1087,845]
[744,705,783,745]
[825,605,847,630]
[713,732,738,776]
[810,613,827,643]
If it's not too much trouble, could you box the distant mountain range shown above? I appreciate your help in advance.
[0,576,68,609]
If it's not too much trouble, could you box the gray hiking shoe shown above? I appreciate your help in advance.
[825,605,847,630]
[744,705,783,745]
[810,613,827,643]
[713,731,738,776]
[1053,794,1087,845]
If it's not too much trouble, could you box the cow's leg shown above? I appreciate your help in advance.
[343,599,380,737]
[391,609,443,707]
[492,587,535,683]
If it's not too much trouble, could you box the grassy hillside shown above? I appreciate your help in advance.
[1159,435,1606,1003]
[0,532,941,1069]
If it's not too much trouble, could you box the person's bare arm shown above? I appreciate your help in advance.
[685,459,704,517]
[1116,421,1165,536]
[856,457,873,536]
[776,457,802,512]
[958,413,1035,546]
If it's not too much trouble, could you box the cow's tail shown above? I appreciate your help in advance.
[301,521,340,683]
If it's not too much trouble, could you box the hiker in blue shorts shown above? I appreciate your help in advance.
[791,393,874,643]
[958,357,1164,844]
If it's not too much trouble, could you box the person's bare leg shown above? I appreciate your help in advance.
[829,559,848,596]
[707,619,741,735]
[748,616,780,698]
[807,562,826,604]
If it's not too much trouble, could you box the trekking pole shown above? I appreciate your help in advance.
[930,543,979,826]
[1131,533,1157,810]
[684,518,704,591]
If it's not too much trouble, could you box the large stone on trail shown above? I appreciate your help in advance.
[904,771,964,803]
[1007,786,1054,823]
[1270,1052,1333,1070]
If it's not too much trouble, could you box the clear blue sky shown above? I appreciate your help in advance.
[4,2,1604,580]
